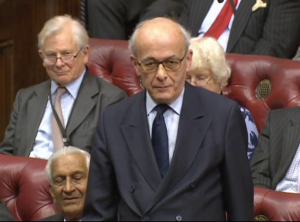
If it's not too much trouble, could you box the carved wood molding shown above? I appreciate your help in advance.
[0,39,13,49]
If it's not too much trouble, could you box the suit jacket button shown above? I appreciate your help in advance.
[176,215,183,221]
[142,216,149,221]
[129,186,135,193]
[190,182,195,188]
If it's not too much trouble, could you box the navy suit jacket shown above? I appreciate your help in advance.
[82,83,253,221]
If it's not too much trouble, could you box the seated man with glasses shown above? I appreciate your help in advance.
[0,15,127,159]
[187,36,259,160]
[82,17,253,221]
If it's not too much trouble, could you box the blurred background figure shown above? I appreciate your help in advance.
[87,0,185,39]
[187,36,259,159]
[180,0,300,59]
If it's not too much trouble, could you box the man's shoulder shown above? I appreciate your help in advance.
[15,80,50,99]
[269,106,300,120]
[0,201,14,221]
[103,90,143,112]
[188,83,238,109]
[84,72,126,95]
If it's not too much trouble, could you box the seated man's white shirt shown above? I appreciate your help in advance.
[276,142,300,193]
[29,69,86,159]
[198,0,242,51]
[146,88,184,163]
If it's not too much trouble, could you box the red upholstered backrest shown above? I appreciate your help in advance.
[87,38,143,97]
[224,54,300,132]
[254,187,300,221]
[87,38,300,132]
[0,154,60,221]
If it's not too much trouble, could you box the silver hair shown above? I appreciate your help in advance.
[38,14,89,51]
[45,146,90,184]
[189,37,231,87]
[128,17,192,57]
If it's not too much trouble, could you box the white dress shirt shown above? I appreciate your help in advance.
[29,68,86,159]
[276,143,300,193]
[198,0,242,51]
[146,88,184,163]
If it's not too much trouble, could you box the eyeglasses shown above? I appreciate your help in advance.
[186,75,212,86]
[136,51,187,74]
[43,48,82,65]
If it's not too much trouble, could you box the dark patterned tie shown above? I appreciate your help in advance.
[152,104,169,179]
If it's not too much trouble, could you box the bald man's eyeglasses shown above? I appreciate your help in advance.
[136,51,187,74]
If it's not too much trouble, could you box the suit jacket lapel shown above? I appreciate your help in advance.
[66,72,98,136]
[25,81,50,156]
[121,91,162,193]
[189,0,213,36]
[226,0,256,52]
[146,84,212,212]
[272,116,300,189]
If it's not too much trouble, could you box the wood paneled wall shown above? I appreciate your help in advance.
[0,0,81,141]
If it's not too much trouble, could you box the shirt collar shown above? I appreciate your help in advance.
[146,87,185,115]
[64,217,81,221]
[51,68,86,99]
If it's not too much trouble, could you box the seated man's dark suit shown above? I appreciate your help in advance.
[251,107,300,189]
[82,83,253,221]
[87,0,185,39]
[0,201,15,221]
[0,71,127,156]
[180,0,300,58]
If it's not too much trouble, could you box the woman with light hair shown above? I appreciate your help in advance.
[187,37,258,160]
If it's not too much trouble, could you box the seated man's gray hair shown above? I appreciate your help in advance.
[45,146,90,184]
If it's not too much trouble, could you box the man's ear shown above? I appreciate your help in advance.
[186,49,193,72]
[130,55,141,77]
[83,45,90,64]
[49,184,56,204]
[38,50,46,68]
[38,50,43,60]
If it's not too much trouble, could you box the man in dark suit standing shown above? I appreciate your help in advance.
[0,15,127,159]
[82,17,253,221]
[251,107,300,193]
[180,0,300,59]
[0,201,14,221]
[87,0,185,39]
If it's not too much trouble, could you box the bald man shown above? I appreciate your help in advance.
[82,17,253,221]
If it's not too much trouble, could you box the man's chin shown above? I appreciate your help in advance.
[54,78,71,87]
[151,94,174,104]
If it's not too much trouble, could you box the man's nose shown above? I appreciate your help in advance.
[55,57,65,67]
[190,78,198,87]
[63,179,76,193]
[155,64,168,80]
